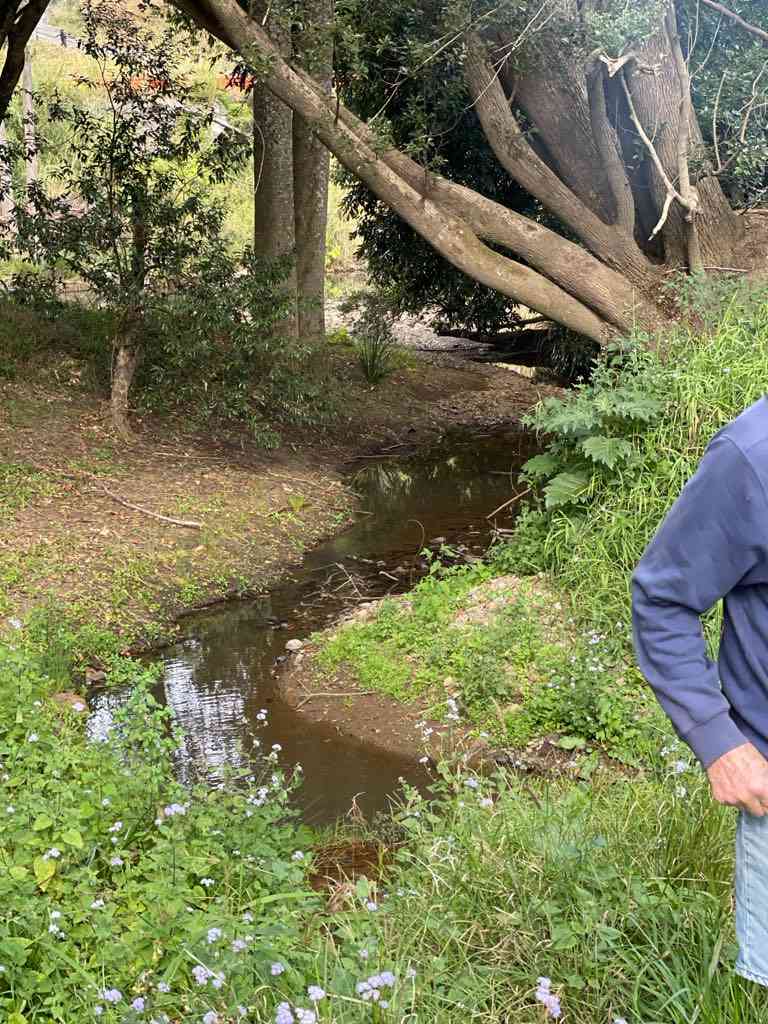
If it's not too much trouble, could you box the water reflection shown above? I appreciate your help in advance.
[90,429,538,824]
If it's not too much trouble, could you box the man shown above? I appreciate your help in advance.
[632,395,768,988]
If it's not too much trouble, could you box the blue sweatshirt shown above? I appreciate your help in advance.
[632,397,768,768]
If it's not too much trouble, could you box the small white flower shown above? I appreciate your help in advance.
[28,733,39,742]
[270,962,285,976]
[307,985,325,1002]
[207,927,222,944]
[110,856,123,867]
[90,899,105,909]
[291,851,304,862]
[43,848,61,860]
[200,877,215,887]
[365,900,378,912]
[108,821,123,833]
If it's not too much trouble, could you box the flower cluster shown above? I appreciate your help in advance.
[356,970,396,1005]
[535,977,561,1019]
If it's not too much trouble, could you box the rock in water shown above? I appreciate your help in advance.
[285,639,304,653]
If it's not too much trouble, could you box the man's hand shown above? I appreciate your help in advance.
[707,742,768,815]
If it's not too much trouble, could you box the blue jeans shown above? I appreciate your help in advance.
[736,811,768,986]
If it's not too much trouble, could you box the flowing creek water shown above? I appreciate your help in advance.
[89,429,537,824]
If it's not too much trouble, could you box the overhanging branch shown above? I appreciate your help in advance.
[700,0,768,45]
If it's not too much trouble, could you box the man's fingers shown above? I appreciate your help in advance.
[741,795,767,816]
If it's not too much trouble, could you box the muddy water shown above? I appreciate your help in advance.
[89,430,537,824]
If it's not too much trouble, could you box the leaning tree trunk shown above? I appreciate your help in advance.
[251,4,298,338]
[292,0,333,341]
[0,0,50,126]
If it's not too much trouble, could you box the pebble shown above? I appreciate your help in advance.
[285,639,304,652]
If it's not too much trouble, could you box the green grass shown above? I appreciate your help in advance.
[4,631,768,1024]
[0,462,58,519]
[518,284,768,633]
[317,560,662,762]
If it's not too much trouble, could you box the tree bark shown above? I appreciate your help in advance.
[292,0,333,341]
[22,52,38,191]
[627,5,742,265]
[111,336,140,442]
[463,33,656,291]
[251,3,298,337]
[0,0,49,126]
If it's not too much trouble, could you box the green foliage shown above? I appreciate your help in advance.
[344,290,398,384]
[0,639,331,1023]
[520,340,664,510]
[368,764,767,1023]
[317,558,658,762]
[508,281,768,629]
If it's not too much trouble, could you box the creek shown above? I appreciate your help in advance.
[89,429,536,824]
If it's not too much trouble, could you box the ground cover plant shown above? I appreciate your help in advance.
[5,632,768,1023]
[316,560,661,765]
[513,278,768,632]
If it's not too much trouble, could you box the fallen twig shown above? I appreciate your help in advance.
[100,487,202,529]
[296,691,377,709]
[486,487,532,519]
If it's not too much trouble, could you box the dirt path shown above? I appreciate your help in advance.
[0,319,556,651]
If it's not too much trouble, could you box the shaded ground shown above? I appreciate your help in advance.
[0,318,556,649]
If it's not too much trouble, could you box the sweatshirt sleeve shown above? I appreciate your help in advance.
[631,434,767,767]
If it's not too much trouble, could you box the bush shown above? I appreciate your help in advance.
[509,282,768,628]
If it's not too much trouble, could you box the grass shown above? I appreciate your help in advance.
[523,286,768,633]
[4,629,768,1024]
[316,557,662,763]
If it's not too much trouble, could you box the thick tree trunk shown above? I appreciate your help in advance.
[463,34,657,292]
[292,0,333,341]
[251,4,298,337]
[627,7,742,266]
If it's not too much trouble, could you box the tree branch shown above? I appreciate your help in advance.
[666,7,703,272]
[167,0,618,342]
[0,0,50,125]
[586,63,635,233]
[463,32,653,287]
[700,0,768,45]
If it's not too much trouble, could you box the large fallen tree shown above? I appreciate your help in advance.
[166,0,768,345]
